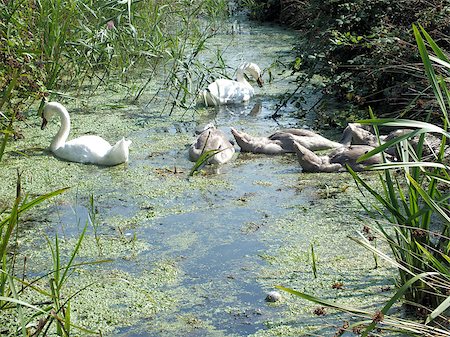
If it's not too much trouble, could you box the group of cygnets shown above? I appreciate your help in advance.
[40,61,435,171]
[189,123,398,172]
[189,62,396,173]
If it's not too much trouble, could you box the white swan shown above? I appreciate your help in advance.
[189,124,235,164]
[41,102,131,166]
[199,63,264,106]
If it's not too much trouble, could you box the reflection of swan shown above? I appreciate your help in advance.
[293,141,388,172]
[189,124,235,164]
[199,63,264,106]
[41,102,131,166]
[230,127,342,154]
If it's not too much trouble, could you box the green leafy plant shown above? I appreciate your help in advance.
[0,172,68,334]
[189,148,225,176]
[0,173,113,335]
[310,243,317,279]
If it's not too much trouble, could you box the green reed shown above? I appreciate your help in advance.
[310,243,317,279]
[0,172,68,334]
[277,25,450,336]
[349,24,450,308]
[0,173,112,335]
[0,0,229,162]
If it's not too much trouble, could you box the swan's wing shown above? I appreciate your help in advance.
[192,130,232,152]
[265,133,297,152]
[270,129,318,138]
[330,145,383,167]
[231,128,286,154]
[100,137,131,165]
[66,135,111,149]
[55,136,112,163]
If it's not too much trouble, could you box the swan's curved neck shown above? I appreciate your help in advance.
[50,106,71,151]
[236,68,251,87]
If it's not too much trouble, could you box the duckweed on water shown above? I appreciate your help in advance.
[0,101,398,335]
[253,174,396,334]
[0,17,401,334]
[65,262,181,333]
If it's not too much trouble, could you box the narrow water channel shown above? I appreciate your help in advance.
[1,14,395,337]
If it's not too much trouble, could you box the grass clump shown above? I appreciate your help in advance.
[0,172,140,335]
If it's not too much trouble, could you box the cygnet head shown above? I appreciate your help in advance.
[41,102,66,130]
[240,62,264,87]
[202,122,216,132]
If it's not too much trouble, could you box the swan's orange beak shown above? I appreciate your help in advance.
[257,77,264,87]
[41,117,48,130]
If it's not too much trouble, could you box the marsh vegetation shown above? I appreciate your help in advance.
[1,0,450,336]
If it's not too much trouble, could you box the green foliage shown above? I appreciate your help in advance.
[247,0,450,122]
[349,26,450,308]
[330,31,372,48]
[189,148,224,176]
[310,243,317,279]
[342,25,450,325]
[0,173,68,334]
[0,0,229,162]
[0,174,113,335]
[277,25,450,335]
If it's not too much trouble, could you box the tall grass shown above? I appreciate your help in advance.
[277,25,450,336]
[351,24,450,308]
[0,173,111,335]
[1,173,67,333]
[0,0,229,162]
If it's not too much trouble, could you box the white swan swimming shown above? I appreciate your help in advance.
[41,102,131,166]
[189,124,235,164]
[199,63,264,106]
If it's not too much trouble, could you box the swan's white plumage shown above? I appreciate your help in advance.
[200,63,263,106]
[41,102,131,166]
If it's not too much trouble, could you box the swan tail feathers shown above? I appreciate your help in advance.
[103,138,131,165]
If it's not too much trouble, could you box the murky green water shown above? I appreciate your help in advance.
[1,16,396,336]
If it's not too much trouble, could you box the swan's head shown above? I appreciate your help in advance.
[240,63,264,87]
[41,102,67,130]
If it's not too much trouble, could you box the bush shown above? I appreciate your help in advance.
[246,0,450,122]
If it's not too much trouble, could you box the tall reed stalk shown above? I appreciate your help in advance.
[0,174,111,335]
